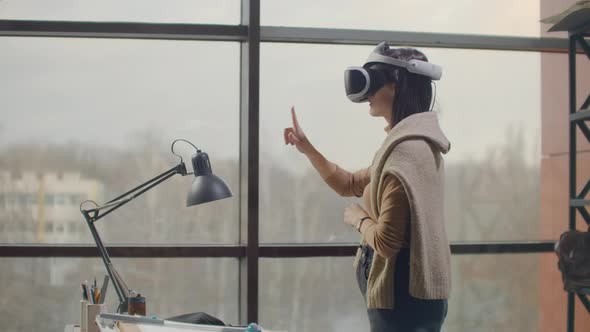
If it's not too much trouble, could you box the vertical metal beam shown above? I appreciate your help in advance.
[579,293,590,314]
[568,292,576,332]
[569,34,578,231]
[576,35,590,60]
[239,0,260,326]
[567,33,578,332]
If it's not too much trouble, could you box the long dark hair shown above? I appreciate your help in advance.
[368,48,433,125]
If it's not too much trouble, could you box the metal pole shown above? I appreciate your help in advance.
[567,32,578,332]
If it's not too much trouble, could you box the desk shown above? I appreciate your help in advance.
[66,314,286,332]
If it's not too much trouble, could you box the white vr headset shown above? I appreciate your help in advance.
[344,42,443,103]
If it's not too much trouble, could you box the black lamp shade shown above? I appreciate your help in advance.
[186,174,232,206]
[186,151,233,206]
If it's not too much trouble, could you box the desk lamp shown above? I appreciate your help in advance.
[79,139,232,313]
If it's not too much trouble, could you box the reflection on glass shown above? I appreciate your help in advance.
[260,43,541,242]
[0,0,239,24]
[0,37,240,244]
[260,254,561,332]
[262,0,540,37]
[0,257,239,332]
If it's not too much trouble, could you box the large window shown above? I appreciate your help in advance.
[260,254,561,332]
[0,1,571,331]
[260,43,541,243]
[0,257,239,332]
[261,0,541,37]
[0,37,240,244]
[0,0,240,24]
[260,258,368,331]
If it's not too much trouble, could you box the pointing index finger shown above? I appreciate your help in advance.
[291,106,302,134]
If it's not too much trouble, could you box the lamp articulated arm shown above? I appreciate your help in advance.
[80,162,187,313]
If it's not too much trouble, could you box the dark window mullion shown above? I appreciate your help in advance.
[0,245,246,257]
[239,0,261,326]
[0,241,555,258]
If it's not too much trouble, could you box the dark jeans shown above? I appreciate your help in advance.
[356,245,448,332]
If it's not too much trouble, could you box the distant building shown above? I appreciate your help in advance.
[0,170,104,286]
[0,170,104,243]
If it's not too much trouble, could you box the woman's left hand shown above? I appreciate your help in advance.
[344,203,369,228]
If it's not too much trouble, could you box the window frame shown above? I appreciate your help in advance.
[0,0,573,325]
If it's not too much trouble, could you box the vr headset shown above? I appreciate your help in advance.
[344,42,442,103]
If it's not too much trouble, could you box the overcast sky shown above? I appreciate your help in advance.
[0,0,545,172]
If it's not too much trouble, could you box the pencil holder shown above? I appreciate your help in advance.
[87,303,107,332]
[80,300,88,332]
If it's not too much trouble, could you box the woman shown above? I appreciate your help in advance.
[283,43,451,332]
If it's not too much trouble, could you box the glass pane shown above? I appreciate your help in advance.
[0,0,240,24]
[0,37,240,244]
[259,43,541,243]
[0,257,239,332]
[262,0,540,37]
[450,254,527,331]
[260,254,563,332]
[260,257,369,331]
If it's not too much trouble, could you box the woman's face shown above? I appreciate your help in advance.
[368,82,395,125]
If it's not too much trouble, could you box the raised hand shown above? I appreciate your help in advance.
[284,106,313,154]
